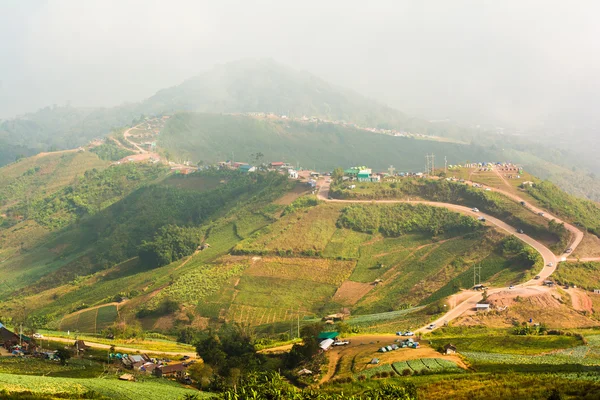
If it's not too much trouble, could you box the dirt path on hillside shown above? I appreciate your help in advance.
[33,149,78,158]
[60,301,125,319]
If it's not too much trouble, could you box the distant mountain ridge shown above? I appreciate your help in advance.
[0,59,438,167]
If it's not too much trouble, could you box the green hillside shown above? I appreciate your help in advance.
[159,112,496,171]
[0,169,545,337]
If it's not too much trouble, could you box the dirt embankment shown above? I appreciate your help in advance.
[457,287,599,329]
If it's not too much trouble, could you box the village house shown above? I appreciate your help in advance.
[238,164,256,173]
[154,363,187,379]
[475,304,490,312]
[444,344,457,355]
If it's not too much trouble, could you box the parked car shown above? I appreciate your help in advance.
[565,248,573,254]
[517,229,524,234]
[547,262,554,267]
[538,212,545,216]
[333,340,350,346]
[404,331,414,336]
[427,324,436,330]
[471,207,479,212]
[509,285,515,289]
[520,201,526,206]
[478,216,486,222]
[485,188,492,191]
[534,275,541,279]
[32,333,43,339]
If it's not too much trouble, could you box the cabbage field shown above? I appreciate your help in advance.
[0,373,212,399]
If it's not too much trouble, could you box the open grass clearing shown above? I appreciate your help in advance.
[427,326,583,355]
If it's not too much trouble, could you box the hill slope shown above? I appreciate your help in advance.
[159,112,495,171]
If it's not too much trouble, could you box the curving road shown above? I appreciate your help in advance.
[316,177,582,332]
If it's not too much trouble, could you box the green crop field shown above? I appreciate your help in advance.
[392,358,462,375]
[235,203,342,256]
[0,373,207,399]
[355,237,479,313]
[350,234,434,283]
[322,229,372,259]
[428,327,583,356]
[59,304,118,334]
[96,305,118,329]
[244,257,356,286]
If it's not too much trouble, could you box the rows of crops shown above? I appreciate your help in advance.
[463,343,600,367]
[150,263,247,307]
[0,373,208,399]
[59,304,118,334]
[392,358,462,375]
[96,305,118,331]
[347,307,424,325]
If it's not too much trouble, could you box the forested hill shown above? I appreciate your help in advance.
[158,112,496,171]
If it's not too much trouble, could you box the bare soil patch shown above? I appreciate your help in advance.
[568,288,594,313]
[273,183,309,205]
[333,281,375,305]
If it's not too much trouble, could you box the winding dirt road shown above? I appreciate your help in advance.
[316,178,583,333]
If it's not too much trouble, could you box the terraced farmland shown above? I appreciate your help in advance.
[59,304,119,334]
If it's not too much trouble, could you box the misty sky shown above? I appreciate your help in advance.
[1,0,599,131]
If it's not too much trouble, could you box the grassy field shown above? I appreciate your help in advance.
[159,112,495,172]
[354,236,487,313]
[59,304,118,333]
[427,327,583,355]
[322,229,372,259]
[0,372,206,399]
[0,357,105,378]
[554,262,600,290]
[332,177,568,253]
[234,203,342,256]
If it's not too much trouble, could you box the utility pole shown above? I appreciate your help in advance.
[431,154,435,175]
[445,156,448,174]
[473,264,482,287]
[425,155,430,175]
[297,307,300,339]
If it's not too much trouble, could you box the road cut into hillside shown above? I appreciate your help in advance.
[316,178,583,333]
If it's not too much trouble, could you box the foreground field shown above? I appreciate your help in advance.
[0,373,206,399]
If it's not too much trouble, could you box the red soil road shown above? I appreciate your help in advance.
[316,178,581,333]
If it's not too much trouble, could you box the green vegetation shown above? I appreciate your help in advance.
[333,178,569,252]
[338,203,481,236]
[159,112,492,173]
[59,304,118,333]
[233,203,341,256]
[428,327,582,355]
[525,180,600,237]
[139,225,203,268]
[21,163,167,229]
[554,262,600,290]
[0,372,203,399]
[90,141,135,161]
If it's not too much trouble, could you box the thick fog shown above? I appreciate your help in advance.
[1,0,599,134]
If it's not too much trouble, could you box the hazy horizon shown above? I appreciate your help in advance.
[2,0,599,134]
